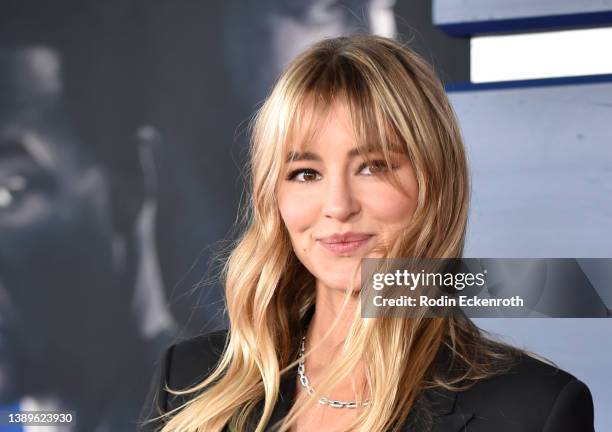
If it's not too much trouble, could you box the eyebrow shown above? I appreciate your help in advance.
[0,136,30,158]
[285,146,398,163]
[0,132,52,170]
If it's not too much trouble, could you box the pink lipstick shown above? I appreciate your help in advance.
[317,232,374,256]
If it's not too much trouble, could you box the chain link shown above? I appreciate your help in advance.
[296,335,371,409]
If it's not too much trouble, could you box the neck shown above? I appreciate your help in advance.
[298,280,369,401]
[306,280,363,367]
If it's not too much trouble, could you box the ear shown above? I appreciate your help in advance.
[135,125,162,204]
[107,126,162,239]
[109,125,157,297]
[116,125,176,338]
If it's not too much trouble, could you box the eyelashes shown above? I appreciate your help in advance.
[360,159,394,174]
[285,160,397,182]
[285,168,319,182]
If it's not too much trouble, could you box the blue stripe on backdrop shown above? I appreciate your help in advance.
[445,73,612,93]
[0,401,23,432]
[437,10,612,36]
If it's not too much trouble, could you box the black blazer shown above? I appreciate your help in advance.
[138,309,595,432]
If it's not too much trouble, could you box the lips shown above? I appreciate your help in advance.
[318,232,374,244]
[317,232,374,255]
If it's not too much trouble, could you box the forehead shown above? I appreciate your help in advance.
[0,46,62,111]
[283,98,354,161]
[0,47,81,170]
[284,95,405,159]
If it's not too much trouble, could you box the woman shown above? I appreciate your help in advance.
[138,35,594,432]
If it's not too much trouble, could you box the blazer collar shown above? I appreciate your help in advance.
[263,305,473,431]
[404,385,474,432]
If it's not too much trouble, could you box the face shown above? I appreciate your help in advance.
[225,0,397,108]
[0,47,120,401]
[266,0,396,77]
[276,101,418,292]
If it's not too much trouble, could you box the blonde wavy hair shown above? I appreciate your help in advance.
[146,35,524,432]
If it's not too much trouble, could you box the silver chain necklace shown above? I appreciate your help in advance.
[297,335,371,409]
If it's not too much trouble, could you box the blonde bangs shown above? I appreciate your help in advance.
[277,51,414,196]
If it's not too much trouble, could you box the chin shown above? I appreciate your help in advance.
[319,273,363,293]
[305,258,364,291]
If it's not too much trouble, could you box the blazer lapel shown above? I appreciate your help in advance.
[265,305,316,429]
[247,306,315,431]
[244,351,299,431]
[431,413,474,432]
[408,386,474,432]
[264,363,299,430]
[400,341,475,432]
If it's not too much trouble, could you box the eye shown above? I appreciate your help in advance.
[0,175,29,209]
[358,159,394,175]
[286,168,321,183]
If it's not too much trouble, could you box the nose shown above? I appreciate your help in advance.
[321,172,360,221]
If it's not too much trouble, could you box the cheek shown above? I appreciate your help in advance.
[363,184,417,224]
[276,188,318,233]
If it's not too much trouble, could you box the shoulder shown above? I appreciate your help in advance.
[455,353,594,431]
[166,329,229,393]
[138,328,229,428]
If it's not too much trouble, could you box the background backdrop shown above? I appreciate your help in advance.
[0,1,609,431]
